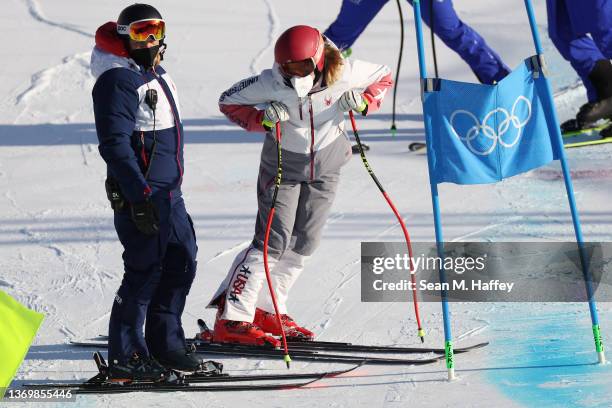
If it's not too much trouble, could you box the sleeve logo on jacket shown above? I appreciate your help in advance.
[219,76,259,103]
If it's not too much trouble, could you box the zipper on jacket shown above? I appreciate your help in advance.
[299,97,304,120]
[152,70,184,185]
[308,96,315,182]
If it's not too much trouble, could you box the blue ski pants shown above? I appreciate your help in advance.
[323,0,510,84]
[546,0,612,102]
[108,194,197,365]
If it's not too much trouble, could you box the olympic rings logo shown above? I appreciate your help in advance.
[449,96,532,156]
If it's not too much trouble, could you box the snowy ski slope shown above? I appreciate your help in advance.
[1,0,611,406]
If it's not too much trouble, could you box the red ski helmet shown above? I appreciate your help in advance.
[274,25,325,75]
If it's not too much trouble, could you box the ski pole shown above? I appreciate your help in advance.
[429,0,439,78]
[413,0,454,381]
[523,0,605,364]
[348,110,425,342]
[390,0,405,137]
[262,122,292,368]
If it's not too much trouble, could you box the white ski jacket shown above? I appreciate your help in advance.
[219,56,393,182]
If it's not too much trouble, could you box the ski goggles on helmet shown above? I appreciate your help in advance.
[117,19,166,42]
[280,59,316,78]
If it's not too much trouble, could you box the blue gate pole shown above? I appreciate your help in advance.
[524,0,605,364]
[412,0,456,380]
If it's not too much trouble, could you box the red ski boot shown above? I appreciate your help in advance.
[254,308,315,340]
[213,318,281,347]
[208,294,280,347]
[208,295,281,348]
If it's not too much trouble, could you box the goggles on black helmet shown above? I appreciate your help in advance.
[117,19,165,42]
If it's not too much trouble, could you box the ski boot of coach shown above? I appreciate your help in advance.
[108,352,173,383]
[154,344,220,374]
[254,308,315,341]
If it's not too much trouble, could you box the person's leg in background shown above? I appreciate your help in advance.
[411,0,510,84]
[324,0,389,51]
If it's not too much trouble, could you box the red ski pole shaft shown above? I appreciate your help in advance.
[348,111,425,342]
[262,122,291,367]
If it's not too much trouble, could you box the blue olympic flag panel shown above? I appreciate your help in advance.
[423,59,560,185]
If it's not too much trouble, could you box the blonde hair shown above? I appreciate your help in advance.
[324,43,344,86]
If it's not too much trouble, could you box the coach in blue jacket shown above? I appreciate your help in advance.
[91,4,202,380]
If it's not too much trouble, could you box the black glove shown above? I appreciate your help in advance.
[130,199,160,235]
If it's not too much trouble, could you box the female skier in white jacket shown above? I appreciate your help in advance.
[207,25,392,346]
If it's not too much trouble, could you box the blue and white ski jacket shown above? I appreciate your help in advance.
[91,22,184,204]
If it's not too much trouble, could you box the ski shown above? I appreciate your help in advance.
[561,120,610,138]
[405,135,612,149]
[24,366,361,388]
[195,319,489,354]
[69,342,445,365]
[408,141,426,151]
[70,341,113,347]
[22,352,359,394]
[71,339,487,355]
[284,339,489,354]
[409,122,612,151]
[191,337,489,355]
[188,343,445,365]
[408,142,427,154]
[23,379,321,394]
[560,120,612,148]
[565,136,612,149]
[187,363,360,383]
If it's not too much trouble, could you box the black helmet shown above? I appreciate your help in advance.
[117,4,163,37]
[116,4,166,69]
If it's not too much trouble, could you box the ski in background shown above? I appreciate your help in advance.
[561,119,612,148]
[561,120,610,138]
[410,120,612,153]
[564,134,612,148]
[408,141,427,153]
